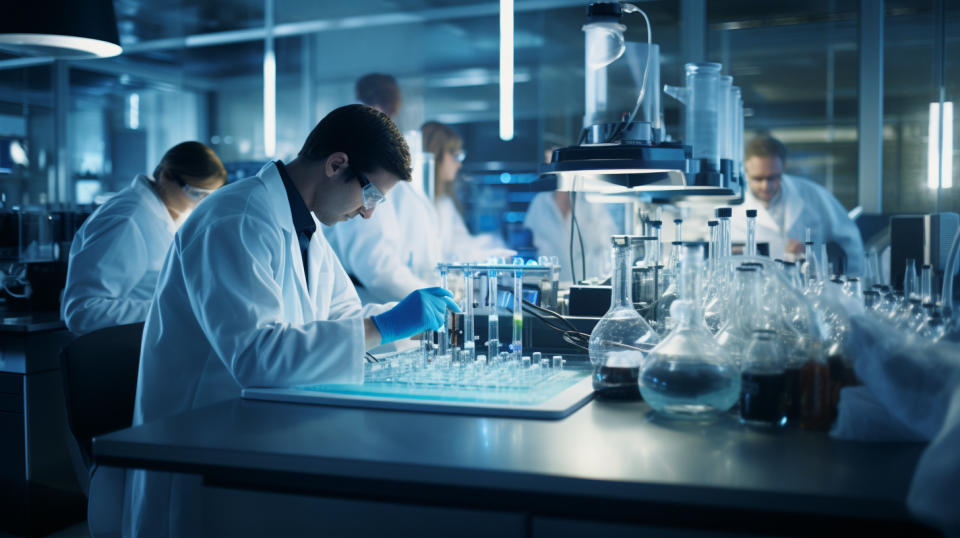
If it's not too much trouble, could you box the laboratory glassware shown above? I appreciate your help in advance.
[714,265,763,367]
[639,243,739,418]
[511,257,524,359]
[589,235,660,399]
[745,209,757,257]
[739,330,788,427]
[463,269,476,362]
[487,266,500,359]
[664,62,723,172]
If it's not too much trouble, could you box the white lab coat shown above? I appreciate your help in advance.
[323,180,441,304]
[729,174,865,275]
[435,196,512,262]
[524,192,616,282]
[121,162,365,537]
[61,175,176,335]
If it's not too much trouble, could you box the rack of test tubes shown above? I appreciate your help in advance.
[243,258,596,418]
[434,257,560,366]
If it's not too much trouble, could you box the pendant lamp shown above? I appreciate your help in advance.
[0,0,122,59]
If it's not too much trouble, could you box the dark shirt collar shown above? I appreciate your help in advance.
[275,160,316,238]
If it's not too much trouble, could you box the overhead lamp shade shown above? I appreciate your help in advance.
[0,0,122,59]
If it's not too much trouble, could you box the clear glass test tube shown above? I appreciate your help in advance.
[512,259,523,359]
[463,269,475,362]
[438,266,449,355]
[488,267,500,359]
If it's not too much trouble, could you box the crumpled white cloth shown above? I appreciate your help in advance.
[831,314,960,536]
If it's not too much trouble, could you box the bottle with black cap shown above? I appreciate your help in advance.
[745,209,758,257]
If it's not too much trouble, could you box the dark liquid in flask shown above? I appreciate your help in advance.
[593,365,642,400]
[788,360,836,430]
[739,371,787,425]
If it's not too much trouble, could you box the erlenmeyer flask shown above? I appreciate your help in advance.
[589,236,660,399]
[639,243,740,419]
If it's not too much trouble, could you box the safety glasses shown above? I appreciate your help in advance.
[180,183,216,202]
[453,149,466,163]
[354,170,386,210]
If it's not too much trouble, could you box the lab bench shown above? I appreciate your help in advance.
[0,312,84,536]
[93,396,936,537]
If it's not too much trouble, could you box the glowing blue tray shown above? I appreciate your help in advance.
[243,354,594,420]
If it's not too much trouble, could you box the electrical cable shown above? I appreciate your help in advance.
[604,4,653,144]
[571,190,586,281]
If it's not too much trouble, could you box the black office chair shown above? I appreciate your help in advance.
[60,322,145,495]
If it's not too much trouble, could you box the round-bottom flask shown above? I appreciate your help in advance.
[590,236,660,400]
[640,243,739,418]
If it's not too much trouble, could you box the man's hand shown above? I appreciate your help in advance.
[786,239,805,255]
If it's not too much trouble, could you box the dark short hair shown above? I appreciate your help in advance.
[355,73,402,118]
[299,104,412,181]
[153,141,226,184]
[745,135,787,164]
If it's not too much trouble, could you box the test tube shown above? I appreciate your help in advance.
[673,218,683,243]
[746,209,757,257]
[511,259,523,359]
[552,355,562,369]
[487,267,500,359]
[463,269,475,362]
[438,265,449,355]
[715,207,732,258]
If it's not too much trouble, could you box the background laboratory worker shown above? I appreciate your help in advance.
[423,120,512,261]
[60,141,226,335]
[729,135,865,274]
[122,105,460,537]
[325,73,444,304]
[524,147,616,282]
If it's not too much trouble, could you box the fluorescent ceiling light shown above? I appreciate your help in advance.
[499,0,514,141]
[928,102,954,190]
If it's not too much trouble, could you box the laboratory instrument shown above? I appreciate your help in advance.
[589,235,659,399]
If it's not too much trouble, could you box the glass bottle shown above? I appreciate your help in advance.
[639,243,740,419]
[739,330,788,427]
[745,209,757,257]
[714,265,762,368]
[589,236,660,400]
[917,303,946,342]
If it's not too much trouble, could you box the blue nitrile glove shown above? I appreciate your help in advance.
[372,287,462,345]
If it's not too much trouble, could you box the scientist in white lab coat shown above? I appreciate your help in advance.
[120,105,460,537]
[729,135,864,274]
[423,121,513,262]
[326,115,511,304]
[61,141,226,335]
[324,74,443,304]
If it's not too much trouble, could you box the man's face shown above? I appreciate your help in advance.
[745,155,784,203]
[313,161,401,226]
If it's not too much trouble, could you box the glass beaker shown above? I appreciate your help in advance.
[639,243,740,419]
[664,62,723,172]
[739,330,788,428]
[590,235,660,400]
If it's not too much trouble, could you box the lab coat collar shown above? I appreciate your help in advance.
[256,161,313,297]
[781,174,805,235]
[131,174,177,235]
[255,161,297,235]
